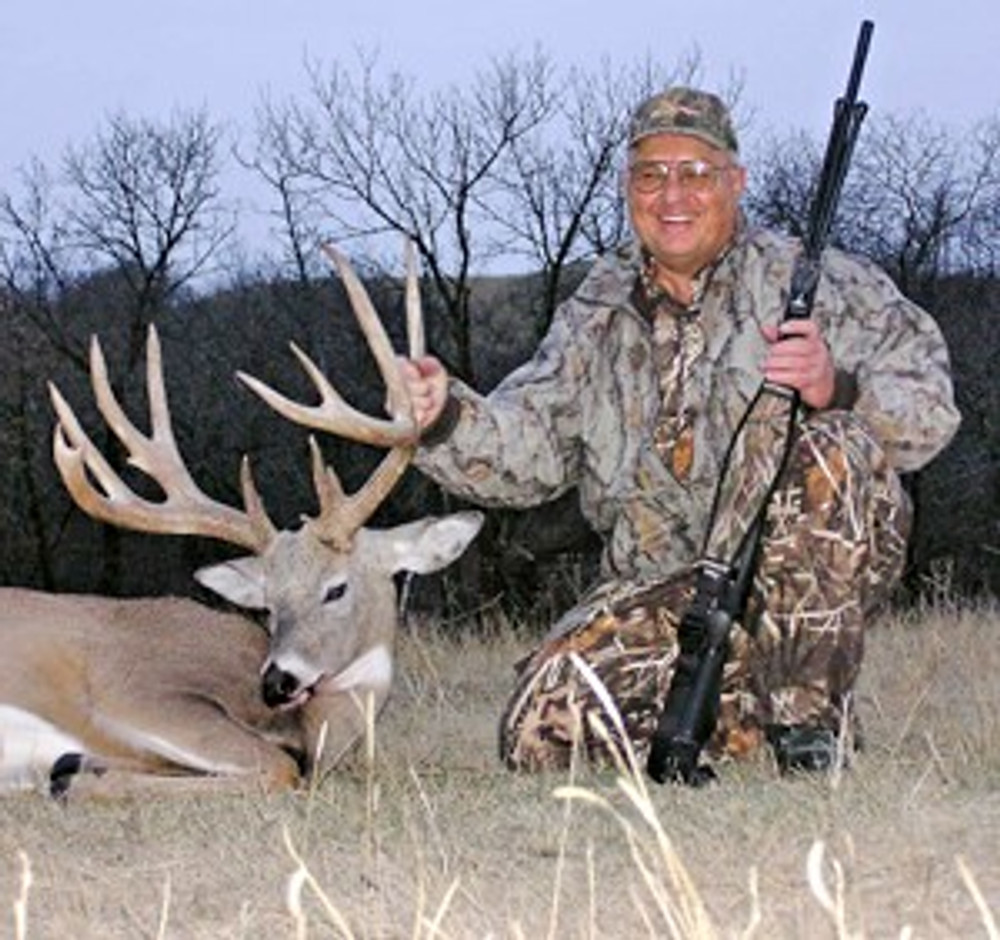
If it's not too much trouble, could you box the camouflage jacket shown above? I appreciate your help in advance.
[415,226,960,579]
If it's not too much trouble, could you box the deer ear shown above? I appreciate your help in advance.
[195,556,266,610]
[382,511,484,575]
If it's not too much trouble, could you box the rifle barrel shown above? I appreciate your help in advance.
[803,19,874,261]
[844,20,875,105]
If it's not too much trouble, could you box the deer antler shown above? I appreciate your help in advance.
[238,240,424,549]
[50,327,276,553]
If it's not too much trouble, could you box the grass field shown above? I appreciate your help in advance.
[3,601,998,938]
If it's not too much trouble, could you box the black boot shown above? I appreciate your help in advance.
[765,724,842,774]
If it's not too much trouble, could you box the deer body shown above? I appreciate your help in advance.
[0,590,300,792]
[0,243,483,798]
[0,508,479,797]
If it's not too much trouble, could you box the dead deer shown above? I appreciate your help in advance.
[0,244,482,798]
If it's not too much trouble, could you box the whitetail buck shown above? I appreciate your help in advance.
[0,244,482,798]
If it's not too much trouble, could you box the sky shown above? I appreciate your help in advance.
[1,0,997,253]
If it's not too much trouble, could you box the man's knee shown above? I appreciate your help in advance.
[780,410,910,604]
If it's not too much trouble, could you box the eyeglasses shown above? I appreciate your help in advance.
[627,159,731,196]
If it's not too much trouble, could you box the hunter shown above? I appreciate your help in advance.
[399,87,960,775]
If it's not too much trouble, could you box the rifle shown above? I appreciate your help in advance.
[646,20,874,786]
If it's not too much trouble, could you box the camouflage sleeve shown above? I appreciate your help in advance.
[818,250,961,473]
[413,309,587,508]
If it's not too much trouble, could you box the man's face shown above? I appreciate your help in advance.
[627,134,746,281]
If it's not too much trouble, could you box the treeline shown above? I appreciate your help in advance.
[1,50,998,615]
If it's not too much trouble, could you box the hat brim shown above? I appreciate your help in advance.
[628,127,736,153]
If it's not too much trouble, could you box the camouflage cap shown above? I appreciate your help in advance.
[628,87,739,153]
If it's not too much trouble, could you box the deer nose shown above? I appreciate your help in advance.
[261,662,302,708]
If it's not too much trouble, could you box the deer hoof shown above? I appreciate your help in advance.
[49,752,106,801]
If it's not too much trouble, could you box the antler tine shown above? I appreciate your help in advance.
[404,238,425,359]
[50,327,275,553]
[307,435,346,512]
[238,341,415,448]
[321,241,420,416]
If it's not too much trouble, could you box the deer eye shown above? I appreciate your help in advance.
[322,582,347,605]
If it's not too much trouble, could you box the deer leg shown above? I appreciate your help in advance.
[48,747,304,801]
[304,685,391,778]
[48,703,307,800]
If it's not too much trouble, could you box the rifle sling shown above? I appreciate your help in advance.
[646,333,803,785]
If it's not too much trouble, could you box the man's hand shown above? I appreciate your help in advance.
[398,355,450,430]
[761,320,836,410]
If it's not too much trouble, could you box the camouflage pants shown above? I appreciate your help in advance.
[498,410,911,771]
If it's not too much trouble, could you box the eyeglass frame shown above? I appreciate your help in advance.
[626,158,737,196]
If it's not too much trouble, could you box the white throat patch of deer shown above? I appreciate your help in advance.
[0,243,482,798]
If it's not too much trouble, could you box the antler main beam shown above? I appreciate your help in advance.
[50,327,276,553]
[237,239,426,548]
[237,243,422,447]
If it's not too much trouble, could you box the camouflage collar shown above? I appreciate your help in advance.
[633,259,691,321]
[573,217,752,319]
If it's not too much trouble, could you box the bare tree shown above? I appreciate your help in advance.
[1,161,87,587]
[249,49,555,383]
[0,108,236,593]
[742,128,818,238]
[62,108,235,356]
[0,160,81,358]
[847,111,1000,293]
[959,114,1000,276]
[745,110,1000,293]
[3,109,235,370]
[238,98,321,288]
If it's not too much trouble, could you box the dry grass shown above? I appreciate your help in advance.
[3,601,999,939]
